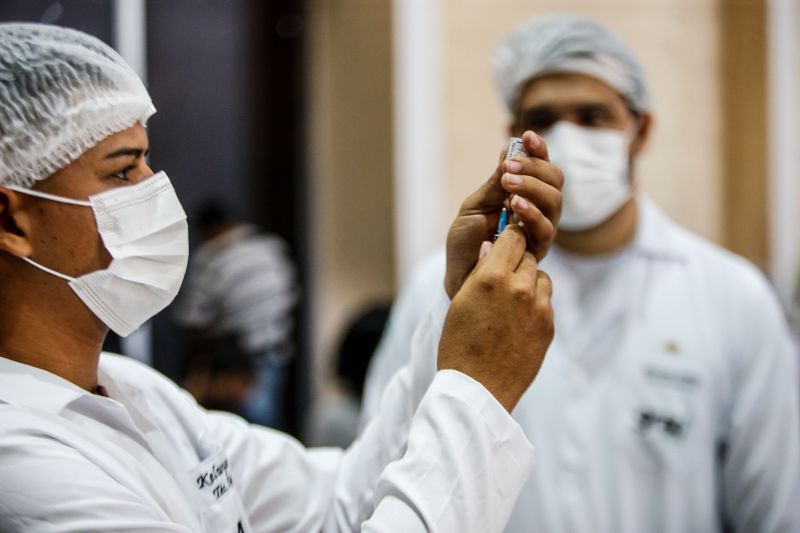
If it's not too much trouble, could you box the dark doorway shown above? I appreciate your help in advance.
[146,0,309,437]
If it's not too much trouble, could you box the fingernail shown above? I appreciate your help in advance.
[504,173,523,186]
[511,194,529,212]
[505,159,522,173]
[526,130,541,149]
[479,240,492,258]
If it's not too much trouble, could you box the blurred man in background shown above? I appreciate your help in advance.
[174,204,298,427]
[361,15,800,532]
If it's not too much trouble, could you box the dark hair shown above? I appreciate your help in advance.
[195,202,235,234]
[336,305,391,399]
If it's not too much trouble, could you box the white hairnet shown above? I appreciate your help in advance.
[492,15,651,114]
[0,23,155,188]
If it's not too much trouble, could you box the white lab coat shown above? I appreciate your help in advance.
[0,303,534,533]
[361,197,800,532]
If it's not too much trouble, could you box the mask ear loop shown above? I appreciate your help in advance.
[20,256,77,283]
[4,186,89,282]
[4,186,92,207]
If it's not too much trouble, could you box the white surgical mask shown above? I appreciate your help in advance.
[544,121,634,231]
[8,172,189,337]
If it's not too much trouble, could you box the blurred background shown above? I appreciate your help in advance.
[2,0,797,442]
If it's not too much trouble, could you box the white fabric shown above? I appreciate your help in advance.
[360,249,446,429]
[0,298,534,532]
[361,197,800,532]
[491,15,651,113]
[544,121,633,231]
[0,23,155,188]
[10,173,189,337]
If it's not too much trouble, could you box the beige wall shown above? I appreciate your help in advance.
[307,0,395,388]
[440,0,725,245]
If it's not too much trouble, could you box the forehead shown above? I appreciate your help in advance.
[83,123,149,159]
[35,123,149,196]
[516,72,629,112]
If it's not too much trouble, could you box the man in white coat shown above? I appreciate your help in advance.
[360,15,800,532]
[0,23,564,532]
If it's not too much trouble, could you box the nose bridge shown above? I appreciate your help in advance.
[136,161,155,184]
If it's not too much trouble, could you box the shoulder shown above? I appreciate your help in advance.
[665,219,775,305]
[638,197,775,308]
[100,354,201,416]
[658,214,791,359]
[100,352,179,391]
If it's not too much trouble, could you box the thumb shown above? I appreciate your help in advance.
[461,240,493,288]
[522,130,549,161]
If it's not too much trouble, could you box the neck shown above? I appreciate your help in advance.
[0,270,107,391]
[555,197,638,256]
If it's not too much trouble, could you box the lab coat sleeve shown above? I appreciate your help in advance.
[721,268,800,532]
[360,248,447,428]
[0,422,194,533]
[209,287,533,532]
[360,370,535,532]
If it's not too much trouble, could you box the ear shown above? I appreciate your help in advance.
[630,112,653,156]
[0,187,33,258]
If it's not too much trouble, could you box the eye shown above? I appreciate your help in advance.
[111,166,134,182]
[519,114,556,132]
[517,109,557,134]
[577,107,612,127]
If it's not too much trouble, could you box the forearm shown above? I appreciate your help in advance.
[323,297,447,529]
[360,371,535,533]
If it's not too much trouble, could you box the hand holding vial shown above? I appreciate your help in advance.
[444,130,563,300]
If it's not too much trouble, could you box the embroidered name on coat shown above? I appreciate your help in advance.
[196,459,234,499]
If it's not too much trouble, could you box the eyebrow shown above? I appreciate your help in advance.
[104,147,149,159]
[521,101,613,115]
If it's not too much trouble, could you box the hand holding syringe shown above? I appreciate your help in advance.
[445,130,564,299]
[439,130,562,412]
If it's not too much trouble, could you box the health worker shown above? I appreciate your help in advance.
[0,23,564,532]
[360,14,800,533]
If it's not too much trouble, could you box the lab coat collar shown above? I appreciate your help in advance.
[0,355,93,413]
[630,195,689,261]
[549,196,688,263]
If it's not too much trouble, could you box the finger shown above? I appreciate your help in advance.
[513,250,538,282]
[482,224,527,274]
[458,142,529,218]
[509,195,556,260]
[478,240,493,260]
[534,271,555,339]
[503,157,564,190]
[522,130,549,161]
[497,145,508,164]
[501,173,562,221]
[536,270,553,298]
